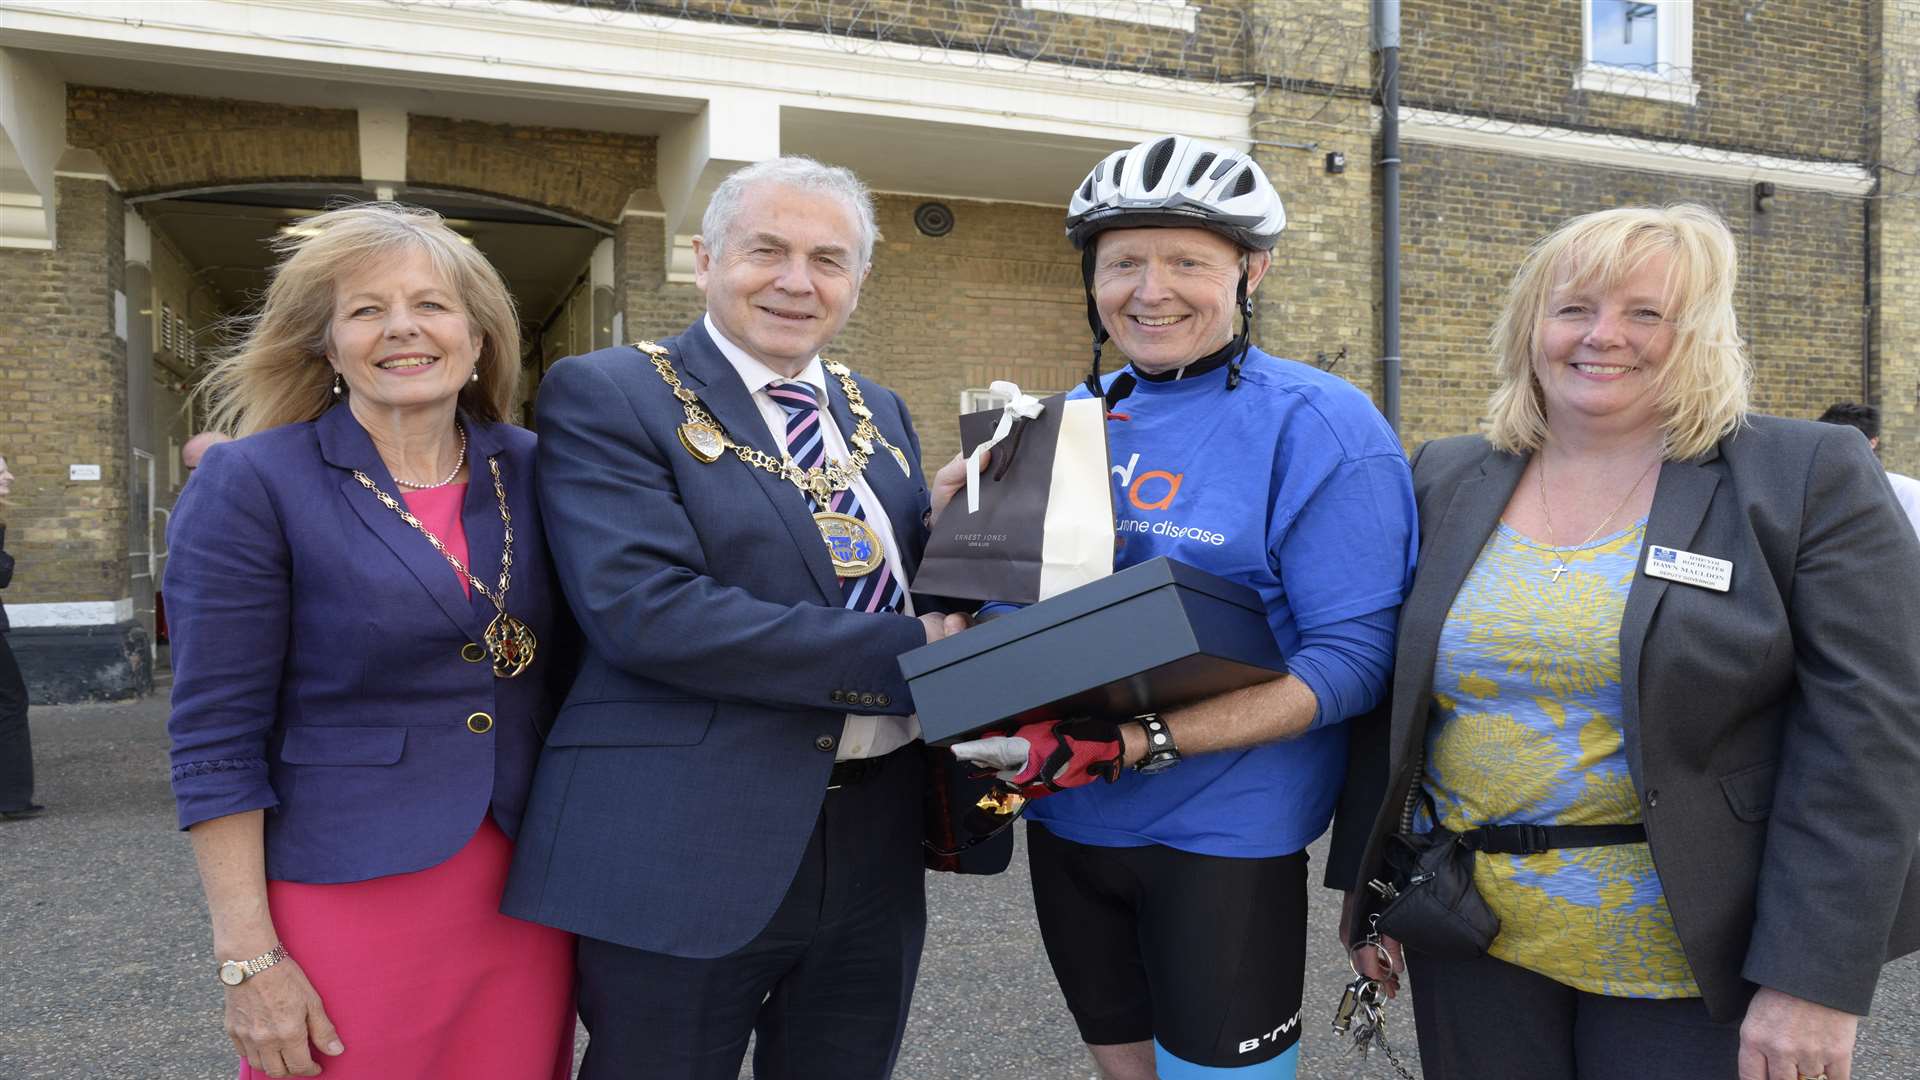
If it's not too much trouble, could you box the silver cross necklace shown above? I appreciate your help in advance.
[1537,451,1660,582]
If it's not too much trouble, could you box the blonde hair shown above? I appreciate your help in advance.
[1485,204,1749,461]
[197,202,521,437]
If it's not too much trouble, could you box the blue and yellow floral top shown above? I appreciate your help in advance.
[1420,519,1699,998]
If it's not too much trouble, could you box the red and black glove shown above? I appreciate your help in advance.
[950,717,1127,799]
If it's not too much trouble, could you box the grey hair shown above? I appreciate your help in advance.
[700,156,878,269]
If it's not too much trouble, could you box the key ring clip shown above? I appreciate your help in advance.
[1349,915,1395,980]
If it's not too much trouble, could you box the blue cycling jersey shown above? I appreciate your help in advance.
[1024,348,1417,858]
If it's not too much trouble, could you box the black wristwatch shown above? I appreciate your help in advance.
[1130,713,1182,774]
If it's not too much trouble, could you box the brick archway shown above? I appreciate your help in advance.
[68,87,655,230]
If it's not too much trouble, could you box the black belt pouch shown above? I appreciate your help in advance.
[1372,828,1500,961]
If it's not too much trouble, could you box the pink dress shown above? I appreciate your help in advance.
[244,483,574,1080]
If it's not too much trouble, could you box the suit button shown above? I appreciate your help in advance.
[829,690,845,704]
[814,735,836,752]
[1646,789,1660,808]
[467,712,494,734]
[875,693,890,708]
[859,693,876,707]
[460,643,488,663]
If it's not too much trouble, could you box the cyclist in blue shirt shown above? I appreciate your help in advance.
[953,135,1417,1080]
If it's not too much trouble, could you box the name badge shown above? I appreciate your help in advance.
[1644,545,1732,592]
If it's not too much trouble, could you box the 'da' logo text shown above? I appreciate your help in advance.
[1111,453,1183,511]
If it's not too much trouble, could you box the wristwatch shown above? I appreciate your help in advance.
[1130,713,1182,774]
[217,944,289,987]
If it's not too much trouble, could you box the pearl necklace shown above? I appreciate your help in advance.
[392,425,468,490]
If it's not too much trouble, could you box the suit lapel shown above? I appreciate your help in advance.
[459,417,510,633]
[675,322,841,601]
[1393,447,1527,759]
[1617,448,1721,783]
[319,404,488,641]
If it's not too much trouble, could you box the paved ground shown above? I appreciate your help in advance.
[2,696,1915,1079]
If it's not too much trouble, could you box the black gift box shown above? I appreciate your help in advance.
[900,557,1289,745]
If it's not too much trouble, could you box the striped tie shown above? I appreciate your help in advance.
[766,380,907,614]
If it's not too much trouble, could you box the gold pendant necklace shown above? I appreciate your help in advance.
[352,452,537,677]
[815,511,886,576]
[1537,452,1660,583]
[637,340,908,577]
[678,421,725,463]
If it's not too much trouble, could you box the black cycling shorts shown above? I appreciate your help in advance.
[1027,822,1308,1070]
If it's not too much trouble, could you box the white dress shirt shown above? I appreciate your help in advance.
[704,314,921,761]
[1887,470,1920,542]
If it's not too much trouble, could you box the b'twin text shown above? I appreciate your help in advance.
[1237,1010,1300,1055]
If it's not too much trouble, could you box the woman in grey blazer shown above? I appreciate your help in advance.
[1334,205,1920,1080]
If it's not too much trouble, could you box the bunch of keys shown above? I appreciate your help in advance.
[1331,921,1415,1079]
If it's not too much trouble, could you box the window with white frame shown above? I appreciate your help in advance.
[1020,0,1195,34]
[962,386,1062,415]
[1579,0,1697,106]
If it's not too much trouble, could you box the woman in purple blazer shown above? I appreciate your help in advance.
[166,204,574,1079]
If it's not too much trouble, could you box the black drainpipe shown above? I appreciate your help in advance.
[1374,0,1403,433]
[1863,173,1877,402]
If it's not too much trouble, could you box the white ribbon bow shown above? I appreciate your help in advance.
[965,381,1045,513]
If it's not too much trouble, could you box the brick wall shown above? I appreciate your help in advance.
[1245,0,1372,90]
[1872,0,1920,476]
[1742,188,1871,423]
[578,0,1250,81]
[64,88,658,226]
[1251,91,1380,401]
[1394,142,1866,451]
[614,213,706,354]
[407,115,656,228]
[1402,0,1873,163]
[0,177,130,606]
[53,4,1904,477]
[1235,2,1381,401]
[66,86,358,196]
[846,196,1088,468]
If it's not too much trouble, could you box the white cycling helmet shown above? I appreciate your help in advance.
[1066,135,1286,252]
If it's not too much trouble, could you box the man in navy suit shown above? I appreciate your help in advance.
[503,157,968,1079]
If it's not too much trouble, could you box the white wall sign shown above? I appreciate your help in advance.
[69,464,102,481]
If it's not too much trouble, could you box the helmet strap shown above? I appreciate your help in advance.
[1082,246,1109,396]
[1227,270,1252,390]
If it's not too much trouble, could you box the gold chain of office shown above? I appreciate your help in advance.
[635,340,907,504]
[350,455,538,678]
